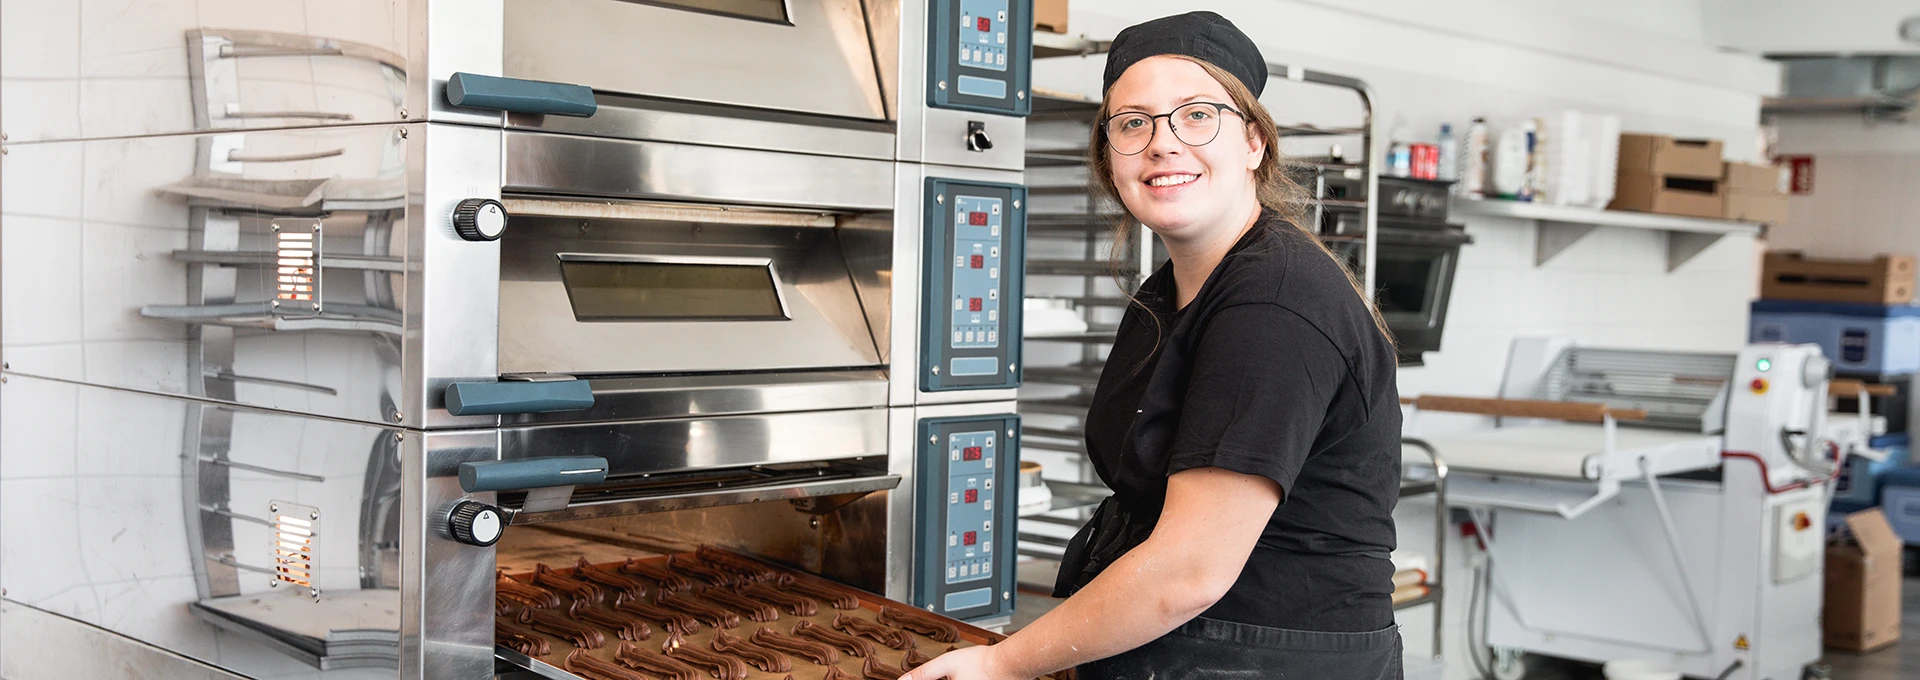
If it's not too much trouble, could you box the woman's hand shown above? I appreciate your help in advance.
[897,645,1026,680]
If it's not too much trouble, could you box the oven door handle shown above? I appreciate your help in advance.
[446,72,598,117]
[459,456,609,493]
[445,379,595,416]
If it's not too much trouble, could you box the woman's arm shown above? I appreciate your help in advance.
[901,466,1282,680]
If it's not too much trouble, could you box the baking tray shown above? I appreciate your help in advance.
[496,547,1007,680]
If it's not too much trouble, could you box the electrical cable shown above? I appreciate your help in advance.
[1712,659,1743,680]
[1466,545,1497,680]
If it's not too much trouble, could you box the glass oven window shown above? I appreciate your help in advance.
[620,0,790,24]
[558,255,790,322]
[1375,252,1441,322]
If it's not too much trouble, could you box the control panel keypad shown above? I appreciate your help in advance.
[950,195,1004,350]
[944,430,997,585]
[958,1,1010,72]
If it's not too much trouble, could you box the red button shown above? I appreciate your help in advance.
[970,255,984,269]
[977,17,990,31]
[1751,378,1769,394]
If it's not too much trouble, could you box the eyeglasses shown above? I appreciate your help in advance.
[1102,102,1245,156]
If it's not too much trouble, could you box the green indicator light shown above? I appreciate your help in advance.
[1757,358,1772,372]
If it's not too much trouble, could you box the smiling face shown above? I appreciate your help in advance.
[1102,56,1267,244]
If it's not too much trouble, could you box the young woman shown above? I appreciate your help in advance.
[902,11,1404,680]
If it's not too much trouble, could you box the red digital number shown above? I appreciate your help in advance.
[964,446,982,460]
[969,298,983,312]
[963,531,977,545]
[969,212,988,226]
[970,255,984,269]
[976,17,990,31]
[965,489,979,503]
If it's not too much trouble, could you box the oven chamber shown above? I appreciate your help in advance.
[0,0,1038,677]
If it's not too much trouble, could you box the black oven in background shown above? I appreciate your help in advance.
[1301,168,1473,366]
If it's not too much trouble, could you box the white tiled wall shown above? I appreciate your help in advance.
[1768,117,1920,261]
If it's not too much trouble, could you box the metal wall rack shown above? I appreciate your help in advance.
[1011,48,1448,673]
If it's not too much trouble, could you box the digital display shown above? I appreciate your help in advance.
[963,446,982,461]
[969,298,983,312]
[963,531,977,546]
[965,489,979,503]
[970,255,984,269]
[559,258,786,321]
[969,212,988,226]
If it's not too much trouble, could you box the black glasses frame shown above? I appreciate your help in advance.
[1101,102,1245,156]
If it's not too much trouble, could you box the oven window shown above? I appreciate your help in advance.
[1375,253,1440,321]
[620,0,790,24]
[558,257,789,321]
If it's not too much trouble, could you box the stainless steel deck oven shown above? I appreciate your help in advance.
[0,1,1035,678]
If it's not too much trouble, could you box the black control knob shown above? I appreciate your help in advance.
[966,121,994,152]
[452,198,508,242]
[447,500,506,546]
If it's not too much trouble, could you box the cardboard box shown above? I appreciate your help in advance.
[1726,192,1788,223]
[1611,171,1724,218]
[1825,508,1903,652]
[1617,133,1724,179]
[1725,161,1786,194]
[1034,0,1067,34]
[1762,251,1916,304]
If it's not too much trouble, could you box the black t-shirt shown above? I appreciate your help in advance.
[1080,213,1402,632]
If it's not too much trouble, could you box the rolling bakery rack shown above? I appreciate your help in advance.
[1012,47,1448,674]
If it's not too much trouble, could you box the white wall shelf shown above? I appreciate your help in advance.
[1452,197,1764,272]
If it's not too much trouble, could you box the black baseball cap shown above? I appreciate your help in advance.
[1102,11,1267,98]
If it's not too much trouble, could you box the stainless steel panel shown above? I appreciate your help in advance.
[503,0,887,121]
[512,473,900,524]
[1,127,410,426]
[498,209,882,376]
[411,122,506,431]
[0,0,407,142]
[0,376,400,678]
[921,107,1028,171]
[406,429,499,680]
[500,408,889,477]
[502,132,896,211]
[416,0,505,126]
[506,96,897,161]
[502,370,888,426]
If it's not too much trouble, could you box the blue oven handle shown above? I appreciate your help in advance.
[445,379,595,416]
[459,457,609,493]
[446,72,597,117]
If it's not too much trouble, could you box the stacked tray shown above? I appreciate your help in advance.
[495,546,1013,680]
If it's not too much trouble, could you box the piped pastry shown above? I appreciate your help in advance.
[710,629,792,674]
[620,558,695,593]
[792,619,877,658]
[521,608,606,649]
[662,631,750,680]
[569,599,652,641]
[878,605,960,643]
[574,557,651,599]
[613,641,701,680]
[534,562,606,604]
[495,622,551,657]
[496,571,563,609]
[702,586,780,623]
[832,613,912,650]
[658,592,742,629]
[739,583,819,617]
[751,626,839,666]
[613,591,702,636]
[566,648,648,680]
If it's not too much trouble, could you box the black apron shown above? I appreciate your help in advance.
[1054,498,1403,680]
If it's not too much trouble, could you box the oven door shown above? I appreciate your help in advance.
[504,0,889,121]
[1370,226,1472,364]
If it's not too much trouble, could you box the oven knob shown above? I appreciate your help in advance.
[452,198,508,242]
[966,121,994,152]
[447,500,506,546]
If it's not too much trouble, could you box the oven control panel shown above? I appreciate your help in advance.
[927,0,1032,116]
[922,179,1025,391]
[914,415,1019,622]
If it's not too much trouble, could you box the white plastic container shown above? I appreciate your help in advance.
[1461,118,1490,198]
[1586,113,1622,208]
[1602,660,1681,680]
[1492,122,1531,199]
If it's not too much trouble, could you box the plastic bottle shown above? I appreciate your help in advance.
[1492,122,1530,200]
[1437,123,1458,182]
[1519,119,1540,202]
[1387,117,1413,178]
[1461,117,1490,198]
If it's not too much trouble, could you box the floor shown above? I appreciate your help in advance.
[1006,563,1920,679]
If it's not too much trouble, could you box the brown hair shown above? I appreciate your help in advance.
[1088,55,1392,341]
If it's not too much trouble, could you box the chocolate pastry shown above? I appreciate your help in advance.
[710,629,792,673]
[496,571,564,609]
[902,644,935,670]
[521,608,606,649]
[739,583,819,617]
[614,641,702,680]
[862,656,908,680]
[495,622,551,657]
[774,576,859,610]
[567,648,648,680]
[667,555,741,588]
[695,546,779,582]
[702,587,779,623]
[621,558,695,593]
[878,605,960,643]
[662,630,751,680]
[574,557,651,599]
[658,592,742,629]
[495,594,523,617]
[569,599,652,641]
[751,626,839,666]
[821,666,860,680]
[832,613,912,650]
[613,591,702,636]
[534,563,606,604]
[792,620,877,658]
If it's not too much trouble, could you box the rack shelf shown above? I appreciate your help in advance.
[1032,33,1110,60]
[1451,197,1763,271]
